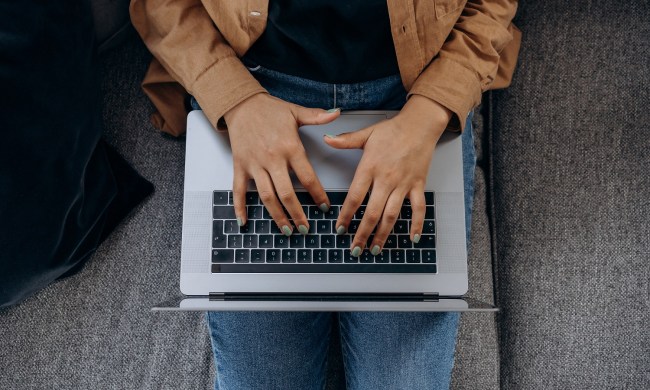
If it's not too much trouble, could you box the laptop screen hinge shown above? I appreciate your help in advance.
[209,292,225,300]
[423,293,440,302]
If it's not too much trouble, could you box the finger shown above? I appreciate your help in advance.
[292,105,340,126]
[349,185,390,256]
[268,168,309,235]
[335,165,373,236]
[289,153,330,212]
[323,125,373,150]
[408,187,426,244]
[232,168,249,226]
[253,170,293,236]
[369,189,406,254]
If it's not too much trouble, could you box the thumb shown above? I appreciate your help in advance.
[293,106,341,126]
[323,126,373,150]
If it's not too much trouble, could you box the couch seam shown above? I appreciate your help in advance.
[485,90,502,389]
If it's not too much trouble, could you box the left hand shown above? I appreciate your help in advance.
[324,95,453,256]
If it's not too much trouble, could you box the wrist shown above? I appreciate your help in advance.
[223,92,267,125]
[397,95,452,137]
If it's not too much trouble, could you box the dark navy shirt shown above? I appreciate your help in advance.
[243,0,400,84]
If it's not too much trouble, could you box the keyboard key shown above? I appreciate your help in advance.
[414,234,436,249]
[297,249,312,263]
[374,250,390,263]
[320,235,335,248]
[296,192,313,204]
[258,235,273,248]
[348,220,360,233]
[307,221,316,234]
[248,205,264,219]
[390,250,405,263]
[251,249,265,263]
[317,220,331,233]
[213,263,437,273]
[243,235,257,248]
[212,249,234,263]
[239,223,251,233]
[313,249,327,263]
[266,249,281,263]
[282,249,296,263]
[344,250,357,263]
[422,250,436,263]
[397,235,412,248]
[354,206,366,220]
[308,206,324,219]
[328,249,343,263]
[263,207,272,219]
[274,235,289,248]
[212,221,226,248]
[406,250,421,263]
[290,235,304,248]
[213,191,228,205]
[255,220,270,233]
[324,206,339,219]
[400,206,412,219]
[424,192,434,205]
[359,251,374,263]
[336,234,351,248]
[213,206,236,219]
[328,192,347,205]
[423,220,435,234]
[228,235,242,248]
[425,206,435,219]
[228,191,234,205]
[393,220,408,234]
[270,223,282,234]
[305,236,319,248]
[235,249,250,263]
[224,220,238,234]
[383,235,397,248]
[246,192,259,205]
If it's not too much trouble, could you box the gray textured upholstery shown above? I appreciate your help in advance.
[0,37,497,389]
[2,1,648,388]
[490,1,649,388]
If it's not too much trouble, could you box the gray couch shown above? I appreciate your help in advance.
[1,1,648,389]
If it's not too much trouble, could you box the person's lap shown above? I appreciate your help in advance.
[203,61,475,390]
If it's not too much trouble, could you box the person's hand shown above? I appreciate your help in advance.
[224,93,341,235]
[324,95,453,256]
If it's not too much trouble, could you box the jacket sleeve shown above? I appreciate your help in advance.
[129,0,267,127]
[408,0,519,131]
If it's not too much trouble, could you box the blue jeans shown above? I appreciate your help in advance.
[195,62,476,390]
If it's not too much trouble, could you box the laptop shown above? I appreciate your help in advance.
[154,110,495,312]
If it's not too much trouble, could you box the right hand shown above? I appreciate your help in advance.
[223,93,340,235]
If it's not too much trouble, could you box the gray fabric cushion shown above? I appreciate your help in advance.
[0,36,497,389]
[490,1,650,388]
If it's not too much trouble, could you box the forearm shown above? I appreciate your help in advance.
[129,0,267,126]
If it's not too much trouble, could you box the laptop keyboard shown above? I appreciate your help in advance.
[211,191,437,273]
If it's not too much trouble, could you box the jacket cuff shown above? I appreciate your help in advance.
[407,57,482,132]
[190,56,268,128]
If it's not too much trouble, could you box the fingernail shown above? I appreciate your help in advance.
[326,108,340,113]
[371,245,381,256]
[413,234,421,244]
[298,225,309,235]
[282,225,293,236]
[336,225,347,235]
[236,217,243,227]
[319,203,330,212]
[351,246,362,257]
[325,134,336,139]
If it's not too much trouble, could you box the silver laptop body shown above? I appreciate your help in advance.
[157,110,491,312]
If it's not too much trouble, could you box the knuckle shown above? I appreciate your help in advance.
[364,210,381,223]
[258,190,275,203]
[277,191,294,202]
[384,212,399,224]
[300,174,316,188]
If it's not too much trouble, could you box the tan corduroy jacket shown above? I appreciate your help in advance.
[130,0,521,136]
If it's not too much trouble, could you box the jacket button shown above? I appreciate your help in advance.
[250,11,261,16]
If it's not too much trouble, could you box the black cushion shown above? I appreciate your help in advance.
[0,0,153,308]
